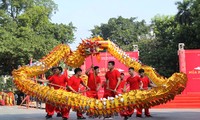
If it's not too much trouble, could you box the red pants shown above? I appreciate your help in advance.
[137,108,150,116]
[64,108,83,118]
[55,107,61,113]
[120,108,141,117]
[103,91,117,98]
[86,91,98,99]
[46,103,68,118]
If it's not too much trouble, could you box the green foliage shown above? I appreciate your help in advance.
[91,16,150,51]
[0,0,76,75]
[0,76,13,91]
[175,0,200,49]
[146,15,179,77]
[137,38,179,77]
[0,0,57,19]
[175,0,193,26]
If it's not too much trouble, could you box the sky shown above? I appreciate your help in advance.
[51,0,181,50]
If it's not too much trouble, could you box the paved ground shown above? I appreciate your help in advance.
[0,106,200,120]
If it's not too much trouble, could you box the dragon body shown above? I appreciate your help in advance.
[12,37,187,117]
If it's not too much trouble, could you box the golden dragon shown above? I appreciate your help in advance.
[12,37,187,117]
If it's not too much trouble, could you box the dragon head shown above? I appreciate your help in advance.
[78,36,108,56]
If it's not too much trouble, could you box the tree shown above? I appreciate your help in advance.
[190,0,200,48]
[0,0,57,20]
[152,15,179,45]
[175,0,200,49]
[91,16,150,51]
[138,39,179,77]
[0,75,13,91]
[0,0,76,75]
[140,15,180,77]
[175,0,193,26]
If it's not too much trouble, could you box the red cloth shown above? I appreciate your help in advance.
[103,91,116,98]
[0,100,5,106]
[105,69,120,90]
[136,108,142,115]
[140,76,150,90]
[120,108,142,117]
[45,103,68,118]
[127,76,141,90]
[117,79,126,93]
[86,73,101,99]
[102,82,117,98]
[67,75,83,92]
[49,74,68,89]
[145,108,150,115]
[87,73,101,91]
[47,75,53,80]
[55,107,61,113]
[136,108,150,115]
[86,91,98,98]
[46,103,54,115]
[62,69,68,78]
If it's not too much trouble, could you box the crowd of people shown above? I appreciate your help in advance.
[43,60,156,120]
[0,91,15,106]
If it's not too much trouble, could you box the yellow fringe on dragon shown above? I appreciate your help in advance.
[12,37,187,118]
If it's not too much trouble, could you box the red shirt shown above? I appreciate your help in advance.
[49,74,68,89]
[87,73,101,91]
[127,76,141,90]
[68,75,83,92]
[140,76,150,90]
[105,69,121,90]
[48,75,53,80]
[118,79,126,90]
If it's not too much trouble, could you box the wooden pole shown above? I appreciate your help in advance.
[91,55,97,87]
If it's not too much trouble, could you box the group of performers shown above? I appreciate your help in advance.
[44,61,156,120]
[0,91,14,106]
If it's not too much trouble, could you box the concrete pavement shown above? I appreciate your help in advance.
[0,106,200,120]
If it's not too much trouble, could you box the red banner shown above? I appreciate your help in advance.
[179,49,200,93]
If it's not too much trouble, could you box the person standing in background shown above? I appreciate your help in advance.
[117,73,126,94]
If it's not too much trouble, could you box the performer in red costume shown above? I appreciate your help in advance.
[137,68,156,117]
[45,67,56,118]
[103,61,121,119]
[104,61,121,98]
[121,67,143,120]
[117,73,126,94]
[46,67,62,117]
[45,67,68,120]
[65,68,90,120]
[85,65,101,98]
